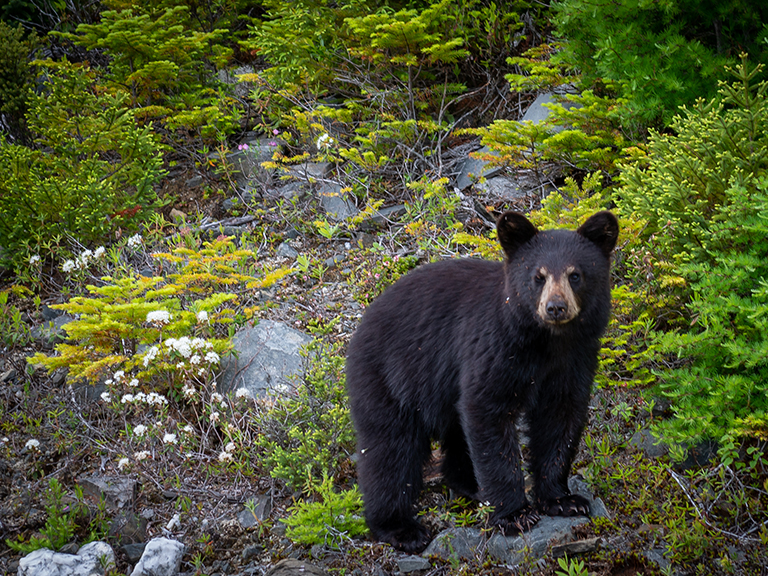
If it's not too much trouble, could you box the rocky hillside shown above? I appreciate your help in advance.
[2,86,767,576]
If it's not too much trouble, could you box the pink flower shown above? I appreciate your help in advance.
[238,143,249,151]
[272,129,279,135]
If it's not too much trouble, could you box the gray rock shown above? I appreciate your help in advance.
[369,204,407,226]
[630,428,668,459]
[185,174,204,188]
[226,139,281,188]
[396,555,431,573]
[678,440,719,470]
[318,181,357,221]
[242,544,264,562]
[643,548,673,573]
[31,315,74,347]
[551,536,601,557]
[288,162,333,181]
[276,242,299,259]
[423,527,484,561]
[78,476,137,510]
[218,65,256,99]
[237,494,272,528]
[475,175,527,200]
[129,537,184,576]
[455,145,503,191]
[41,304,64,321]
[109,510,147,544]
[265,558,329,576]
[519,92,581,127]
[18,541,115,576]
[69,379,107,403]
[487,516,589,565]
[267,181,307,201]
[324,254,346,269]
[1,368,18,383]
[57,543,79,555]
[120,542,146,564]
[568,477,611,520]
[218,320,313,397]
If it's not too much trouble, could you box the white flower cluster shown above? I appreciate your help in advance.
[165,336,212,358]
[62,245,106,273]
[196,310,208,323]
[143,345,160,367]
[218,441,237,463]
[126,234,142,248]
[316,133,335,150]
[163,338,220,375]
[118,457,130,471]
[146,310,171,325]
[25,438,40,451]
[29,254,41,265]
[133,424,147,437]
[120,391,168,406]
[105,370,125,386]
[134,450,150,461]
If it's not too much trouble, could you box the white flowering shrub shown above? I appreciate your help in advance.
[30,236,291,475]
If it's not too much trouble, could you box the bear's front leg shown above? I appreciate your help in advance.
[527,381,591,518]
[462,402,540,534]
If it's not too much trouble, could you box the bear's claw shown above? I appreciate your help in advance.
[538,494,591,517]
[494,505,541,535]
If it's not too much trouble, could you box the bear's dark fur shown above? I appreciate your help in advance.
[345,211,619,553]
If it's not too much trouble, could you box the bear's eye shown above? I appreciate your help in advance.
[569,272,581,284]
[534,273,546,285]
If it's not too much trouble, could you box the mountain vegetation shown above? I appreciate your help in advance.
[1,1,767,574]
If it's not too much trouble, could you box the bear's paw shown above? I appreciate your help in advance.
[492,505,541,535]
[538,494,591,517]
[377,519,431,554]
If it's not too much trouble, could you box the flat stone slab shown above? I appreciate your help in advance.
[423,527,485,561]
[487,515,589,565]
[218,320,312,397]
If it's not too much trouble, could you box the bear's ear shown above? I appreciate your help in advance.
[497,211,538,259]
[577,211,619,257]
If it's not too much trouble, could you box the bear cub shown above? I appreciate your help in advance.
[346,211,619,553]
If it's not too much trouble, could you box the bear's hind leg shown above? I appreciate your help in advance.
[440,422,478,499]
[353,405,432,553]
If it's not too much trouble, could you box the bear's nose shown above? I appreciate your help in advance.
[546,299,568,321]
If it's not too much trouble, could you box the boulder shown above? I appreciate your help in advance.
[129,537,184,576]
[18,541,115,576]
[218,320,313,397]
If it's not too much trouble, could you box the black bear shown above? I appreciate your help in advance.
[345,211,618,553]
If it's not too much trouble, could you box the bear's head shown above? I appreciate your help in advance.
[497,211,619,330]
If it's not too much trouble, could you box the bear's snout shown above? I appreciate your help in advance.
[545,297,569,322]
[536,267,580,325]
